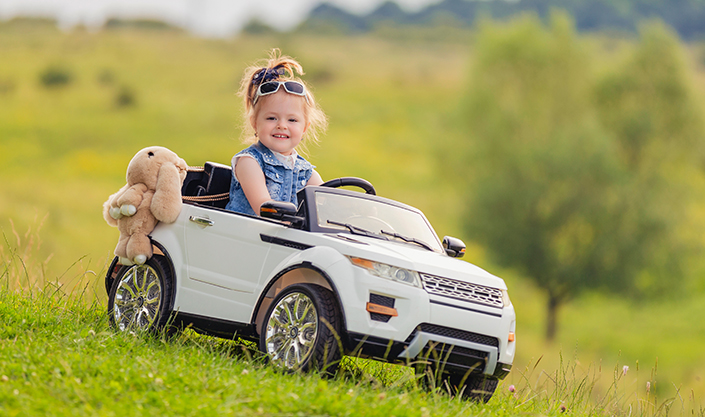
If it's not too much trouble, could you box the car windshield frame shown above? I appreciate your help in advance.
[297,186,445,253]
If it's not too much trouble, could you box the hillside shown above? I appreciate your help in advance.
[296,0,705,40]
[2,19,705,415]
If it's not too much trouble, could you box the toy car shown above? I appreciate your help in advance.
[104,162,516,401]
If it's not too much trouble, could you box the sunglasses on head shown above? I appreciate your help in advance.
[253,81,309,105]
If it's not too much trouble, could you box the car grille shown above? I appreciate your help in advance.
[406,323,499,348]
[420,342,488,374]
[420,273,503,308]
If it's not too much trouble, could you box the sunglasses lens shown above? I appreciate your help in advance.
[283,82,305,95]
[254,81,307,105]
[259,82,280,94]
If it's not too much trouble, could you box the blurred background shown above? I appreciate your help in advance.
[2,0,705,408]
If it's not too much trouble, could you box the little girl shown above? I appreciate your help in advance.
[225,50,327,215]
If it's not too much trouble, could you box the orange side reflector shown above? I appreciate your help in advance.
[260,207,277,213]
[350,257,375,269]
[508,332,515,342]
[366,302,398,317]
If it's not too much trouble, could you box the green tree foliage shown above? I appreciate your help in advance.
[103,18,183,32]
[455,14,704,340]
[596,22,704,170]
[242,19,278,35]
[301,0,705,40]
[592,21,705,295]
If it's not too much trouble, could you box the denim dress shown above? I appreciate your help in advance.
[225,141,315,215]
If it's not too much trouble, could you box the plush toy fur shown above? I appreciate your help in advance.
[103,146,188,266]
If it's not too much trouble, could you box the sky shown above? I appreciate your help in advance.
[0,0,443,38]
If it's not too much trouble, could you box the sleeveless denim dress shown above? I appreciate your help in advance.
[225,141,315,215]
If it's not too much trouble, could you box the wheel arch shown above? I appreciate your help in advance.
[149,239,178,309]
[104,240,177,303]
[251,262,348,338]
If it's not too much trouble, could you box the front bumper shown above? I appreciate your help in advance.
[325,259,516,377]
[347,328,512,379]
[402,326,499,374]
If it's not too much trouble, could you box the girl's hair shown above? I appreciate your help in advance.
[238,49,327,151]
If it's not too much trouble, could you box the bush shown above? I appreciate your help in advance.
[39,65,73,88]
[114,85,136,108]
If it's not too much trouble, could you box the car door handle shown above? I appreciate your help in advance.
[189,216,214,227]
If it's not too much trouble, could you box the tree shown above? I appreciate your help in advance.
[453,14,701,340]
[592,21,705,295]
[595,21,704,172]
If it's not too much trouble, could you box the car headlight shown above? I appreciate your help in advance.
[501,289,512,307]
[346,256,422,288]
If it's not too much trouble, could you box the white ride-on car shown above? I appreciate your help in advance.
[104,162,516,401]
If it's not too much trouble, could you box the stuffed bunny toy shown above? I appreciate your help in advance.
[103,146,188,266]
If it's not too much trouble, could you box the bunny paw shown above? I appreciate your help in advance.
[133,254,147,265]
[109,206,123,220]
[120,204,137,217]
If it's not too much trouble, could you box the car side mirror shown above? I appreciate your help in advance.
[443,236,466,258]
[260,201,302,226]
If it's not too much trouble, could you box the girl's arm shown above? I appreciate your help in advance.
[235,156,272,215]
[308,169,323,186]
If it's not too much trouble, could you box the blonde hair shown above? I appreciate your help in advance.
[238,49,327,152]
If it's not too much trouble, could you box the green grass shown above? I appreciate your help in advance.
[2,20,705,415]
[0,290,423,416]
[1,211,702,416]
[0,272,687,417]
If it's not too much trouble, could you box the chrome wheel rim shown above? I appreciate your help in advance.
[113,264,162,331]
[265,292,318,369]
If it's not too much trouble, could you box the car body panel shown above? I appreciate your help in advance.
[143,182,516,377]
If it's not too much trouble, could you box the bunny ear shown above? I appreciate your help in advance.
[151,162,183,223]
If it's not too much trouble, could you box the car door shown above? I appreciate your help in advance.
[181,204,285,322]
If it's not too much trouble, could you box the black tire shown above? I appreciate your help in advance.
[443,372,498,403]
[107,255,174,333]
[259,283,342,374]
[104,256,122,295]
[415,362,498,403]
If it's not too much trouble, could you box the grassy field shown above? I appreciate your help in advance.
[0,255,690,417]
[2,19,705,415]
[2,233,701,416]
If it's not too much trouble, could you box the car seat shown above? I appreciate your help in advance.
[182,162,232,209]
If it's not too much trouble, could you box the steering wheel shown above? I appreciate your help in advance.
[320,177,376,195]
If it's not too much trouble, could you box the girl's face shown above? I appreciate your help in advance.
[251,90,308,156]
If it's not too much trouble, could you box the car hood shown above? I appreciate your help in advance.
[331,234,506,290]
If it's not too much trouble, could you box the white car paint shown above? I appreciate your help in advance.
[146,183,516,377]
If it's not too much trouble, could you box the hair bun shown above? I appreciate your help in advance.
[252,65,286,85]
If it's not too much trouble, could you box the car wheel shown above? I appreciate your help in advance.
[444,373,498,403]
[260,283,342,374]
[107,255,174,333]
